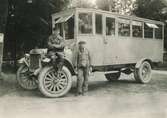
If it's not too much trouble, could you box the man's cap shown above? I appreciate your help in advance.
[78,41,86,45]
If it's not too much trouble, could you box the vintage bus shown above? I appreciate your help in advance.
[17,8,164,97]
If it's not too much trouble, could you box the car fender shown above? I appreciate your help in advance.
[18,57,30,67]
[135,58,153,69]
[63,57,76,75]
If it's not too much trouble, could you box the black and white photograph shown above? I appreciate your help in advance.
[0,0,167,118]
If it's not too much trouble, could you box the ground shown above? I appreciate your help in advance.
[0,71,167,118]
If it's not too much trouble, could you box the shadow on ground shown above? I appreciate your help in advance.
[0,72,167,98]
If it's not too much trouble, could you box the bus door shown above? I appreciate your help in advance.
[77,13,104,66]
[103,16,117,65]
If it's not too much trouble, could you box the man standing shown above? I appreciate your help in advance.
[76,41,92,96]
[48,28,65,73]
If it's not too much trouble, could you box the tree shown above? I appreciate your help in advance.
[5,0,69,60]
[96,0,135,15]
[133,0,166,20]
[71,0,96,8]
[0,0,8,33]
[133,0,167,50]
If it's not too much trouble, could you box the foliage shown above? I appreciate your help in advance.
[133,0,167,50]
[0,0,8,33]
[96,0,135,15]
[5,0,69,59]
[71,0,96,8]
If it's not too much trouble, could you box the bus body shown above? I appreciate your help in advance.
[52,8,164,70]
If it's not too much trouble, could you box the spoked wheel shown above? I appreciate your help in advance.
[38,66,72,98]
[134,61,152,84]
[17,65,38,90]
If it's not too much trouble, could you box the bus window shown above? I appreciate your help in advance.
[95,14,103,34]
[155,24,163,39]
[144,23,154,38]
[54,24,63,37]
[132,21,143,38]
[79,13,92,34]
[106,17,115,36]
[118,19,130,37]
[64,17,74,40]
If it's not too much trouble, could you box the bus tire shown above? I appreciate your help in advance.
[105,72,121,81]
[38,66,72,98]
[134,61,152,84]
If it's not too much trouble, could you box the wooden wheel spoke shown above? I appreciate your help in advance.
[59,81,67,86]
[56,86,60,91]
[58,84,64,89]
[59,79,66,82]
[53,85,57,92]
[47,73,54,79]
[45,77,53,81]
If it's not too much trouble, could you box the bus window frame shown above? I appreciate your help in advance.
[155,24,163,40]
[132,20,143,38]
[144,22,157,39]
[95,13,103,35]
[105,15,116,37]
[118,18,131,38]
[77,11,94,35]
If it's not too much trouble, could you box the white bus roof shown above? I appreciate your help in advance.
[52,8,164,25]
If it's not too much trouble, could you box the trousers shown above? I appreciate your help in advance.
[77,67,89,93]
[48,51,64,72]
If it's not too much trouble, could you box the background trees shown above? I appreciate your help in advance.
[5,0,69,60]
[133,0,167,49]
[96,0,135,15]
[0,0,8,33]
[1,0,167,62]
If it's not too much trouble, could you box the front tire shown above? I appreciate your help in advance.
[38,66,72,98]
[134,61,152,84]
[17,65,38,90]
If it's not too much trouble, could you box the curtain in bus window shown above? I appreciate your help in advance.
[95,14,103,34]
[79,13,92,34]
[106,17,115,36]
[118,19,130,37]
[145,23,158,29]
[55,13,73,24]
[132,21,143,38]
[144,23,153,38]
[155,24,163,39]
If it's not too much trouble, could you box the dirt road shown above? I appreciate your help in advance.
[0,71,167,118]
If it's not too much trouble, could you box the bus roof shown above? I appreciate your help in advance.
[52,8,164,25]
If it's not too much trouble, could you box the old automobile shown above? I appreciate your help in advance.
[17,8,164,98]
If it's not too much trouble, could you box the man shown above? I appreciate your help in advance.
[76,41,92,96]
[48,28,65,73]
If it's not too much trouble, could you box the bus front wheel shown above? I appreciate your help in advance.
[134,61,152,84]
[38,66,72,98]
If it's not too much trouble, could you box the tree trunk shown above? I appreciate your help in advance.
[0,0,8,33]
[0,0,8,76]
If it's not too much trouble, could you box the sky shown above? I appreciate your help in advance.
[89,0,96,5]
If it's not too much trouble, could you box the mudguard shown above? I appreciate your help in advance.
[18,57,29,67]
[135,58,152,69]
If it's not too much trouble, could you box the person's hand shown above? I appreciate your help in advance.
[89,66,93,72]
[74,66,78,74]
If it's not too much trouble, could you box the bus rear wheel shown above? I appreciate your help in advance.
[105,72,121,81]
[134,61,152,84]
